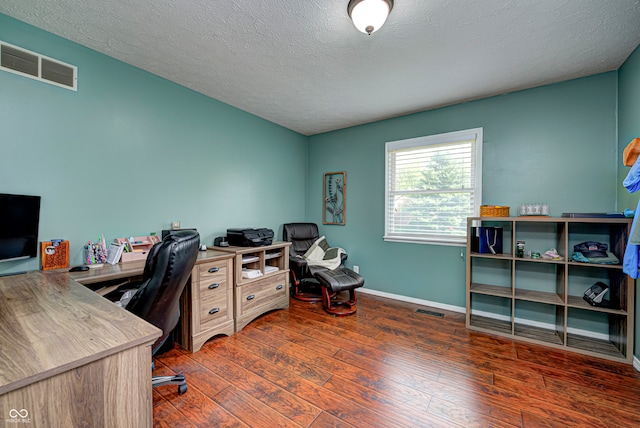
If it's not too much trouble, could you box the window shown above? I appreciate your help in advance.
[384,128,483,245]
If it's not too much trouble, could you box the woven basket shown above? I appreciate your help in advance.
[480,205,510,217]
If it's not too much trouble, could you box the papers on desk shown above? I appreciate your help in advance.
[242,255,260,263]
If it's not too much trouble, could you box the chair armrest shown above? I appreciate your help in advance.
[289,255,308,270]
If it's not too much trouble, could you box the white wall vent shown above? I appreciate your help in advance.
[1,41,77,91]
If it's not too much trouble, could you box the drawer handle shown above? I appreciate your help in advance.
[276,284,283,290]
[209,308,220,315]
[246,294,255,300]
[208,267,220,273]
[208,283,220,289]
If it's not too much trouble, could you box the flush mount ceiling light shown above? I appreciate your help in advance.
[348,0,394,35]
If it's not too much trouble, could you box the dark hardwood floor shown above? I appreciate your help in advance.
[152,293,640,427]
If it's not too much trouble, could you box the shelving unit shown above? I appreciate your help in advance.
[217,241,291,332]
[466,216,634,363]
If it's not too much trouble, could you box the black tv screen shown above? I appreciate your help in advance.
[0,193,41,262]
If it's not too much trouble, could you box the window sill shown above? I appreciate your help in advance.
[383,235,466,247]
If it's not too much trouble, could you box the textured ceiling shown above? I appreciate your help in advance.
[1,0,640,136]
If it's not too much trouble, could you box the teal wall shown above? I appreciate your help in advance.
[617,45,640,360]
[307,73,618,308]
[2,13,638,360]
[0,15,308,274]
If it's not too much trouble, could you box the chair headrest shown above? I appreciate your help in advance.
[167,229,200,244]
[142,230,199,280]
[283,223,319,241]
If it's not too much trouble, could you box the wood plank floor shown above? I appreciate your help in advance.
[152,293,640,427]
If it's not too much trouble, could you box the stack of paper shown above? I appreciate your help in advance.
[264,266,279,274]
[242,268,263,279]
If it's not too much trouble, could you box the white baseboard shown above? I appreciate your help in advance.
[634,356,640,372]
[358,287,609,341]
[358,287,466,314]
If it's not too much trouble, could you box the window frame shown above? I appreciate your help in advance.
[384,127,483,246]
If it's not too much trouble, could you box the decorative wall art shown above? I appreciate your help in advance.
[323,171,346,225]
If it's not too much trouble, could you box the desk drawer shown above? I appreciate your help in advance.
[178,253,235,352]
[198,277,229,296]
[237,273,287,315]
[197,260,230,283]
[199,291,231,330]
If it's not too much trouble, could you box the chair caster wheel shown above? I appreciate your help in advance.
[178,384,188,395]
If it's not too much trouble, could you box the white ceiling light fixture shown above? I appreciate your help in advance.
[348,0,394,35]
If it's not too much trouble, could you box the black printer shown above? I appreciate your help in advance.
[226,228,274,247]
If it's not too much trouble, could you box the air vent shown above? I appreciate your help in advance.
[416,308,444,318]
[1,44,38,76]
[1,41,77,91]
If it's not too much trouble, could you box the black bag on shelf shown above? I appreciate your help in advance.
[471,226,503,254]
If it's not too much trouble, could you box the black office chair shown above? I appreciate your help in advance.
[125,230,200,395]
[283,223,325,302]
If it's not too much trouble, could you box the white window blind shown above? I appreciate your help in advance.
[384,128,483,245]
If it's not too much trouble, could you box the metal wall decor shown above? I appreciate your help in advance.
[323,171,346,225]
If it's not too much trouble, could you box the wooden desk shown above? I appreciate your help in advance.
[61,246,288,352]
[67,249,239,352]
[68,259,147,284]
[0,270,161,427]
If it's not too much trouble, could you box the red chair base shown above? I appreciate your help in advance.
[290,279,323,303]
[315,268,364,316]
[322,287,357,316]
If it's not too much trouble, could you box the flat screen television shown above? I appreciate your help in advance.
[0,193,41,262]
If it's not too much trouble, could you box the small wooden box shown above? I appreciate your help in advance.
[40,241,70,270]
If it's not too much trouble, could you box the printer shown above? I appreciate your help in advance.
[226,228,274,247]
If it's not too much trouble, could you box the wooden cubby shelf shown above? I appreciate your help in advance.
[216,242,291,332]
[466,216,634,363]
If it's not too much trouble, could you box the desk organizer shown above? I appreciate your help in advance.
[114,235,160,263]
